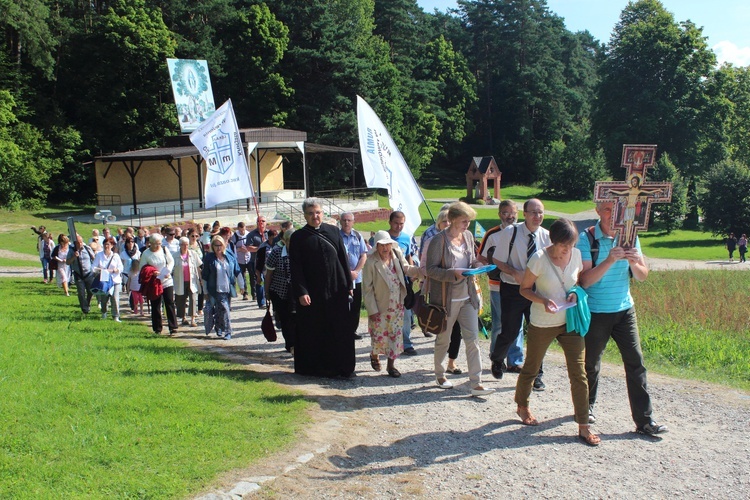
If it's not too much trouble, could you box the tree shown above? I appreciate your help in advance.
[700,160,750,237]
[592,0,716,180]
[649,152,687,233]
[0,90,63,208]
[540,121,606,201]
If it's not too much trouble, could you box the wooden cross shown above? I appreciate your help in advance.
[593,144,672,248]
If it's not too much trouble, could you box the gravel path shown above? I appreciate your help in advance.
[170,298,749,499]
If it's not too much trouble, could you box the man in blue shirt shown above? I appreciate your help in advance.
[577,201,668,436]
[340,212,368,340]
[388,211,418,355]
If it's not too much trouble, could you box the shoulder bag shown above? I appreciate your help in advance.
[543,250,590,336]
[415,235,448,335]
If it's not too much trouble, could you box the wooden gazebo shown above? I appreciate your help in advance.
[466,156,501,201]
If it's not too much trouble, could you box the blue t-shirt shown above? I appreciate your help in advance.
[392,232,412,259]
[576,223,639,314]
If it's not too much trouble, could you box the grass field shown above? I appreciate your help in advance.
[0,279,308,498]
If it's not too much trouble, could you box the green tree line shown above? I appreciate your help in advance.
[2,0,749,235]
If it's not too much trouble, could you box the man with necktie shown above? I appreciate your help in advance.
[488,198,550,388]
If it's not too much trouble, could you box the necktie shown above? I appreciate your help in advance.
[527,233,537,261]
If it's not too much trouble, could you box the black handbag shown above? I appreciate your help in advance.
[394,250,416,309]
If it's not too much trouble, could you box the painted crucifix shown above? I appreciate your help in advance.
[594,144,672,248]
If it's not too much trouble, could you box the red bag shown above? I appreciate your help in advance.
[261,307,277,342]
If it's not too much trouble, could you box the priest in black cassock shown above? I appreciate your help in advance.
[289,198,355,378]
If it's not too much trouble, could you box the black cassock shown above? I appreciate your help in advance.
[289,223,354,377]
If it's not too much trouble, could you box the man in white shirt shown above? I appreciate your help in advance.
[478,199,525,371]
[489,198,550,387]
[340,212,368,340]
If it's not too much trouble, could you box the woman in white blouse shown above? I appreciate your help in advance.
[516,218,599,446]
[92,237,124,322]
[140,233,177,334]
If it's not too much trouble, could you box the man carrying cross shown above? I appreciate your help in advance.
[577,144,670,437]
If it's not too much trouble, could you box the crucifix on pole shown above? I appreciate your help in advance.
[594,144,672,248]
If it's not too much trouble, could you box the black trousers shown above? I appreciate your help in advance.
[347,283,363,336]
[150,285,177,333]
[447,321,462,360]
[269,289,296,352]
[490,282,543,377]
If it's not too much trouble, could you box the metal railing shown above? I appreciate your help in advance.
[314,187,378,201]
[129,199,253,226]
[273,197,306,226]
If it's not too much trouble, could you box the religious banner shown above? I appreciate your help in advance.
[357,95,423,236]
[190,99,254,209]
[594,144,672,248]
[167,58,217,133]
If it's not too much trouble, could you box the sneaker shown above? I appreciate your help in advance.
[242,293,248,301]
[224,333,232,340]
[636,421,668,436]
[114,317,121,323]
[491,361,504,380]
[403,347,418,356]
[101,313,107,320]
[588,405,596,424]
[533,377,546,391]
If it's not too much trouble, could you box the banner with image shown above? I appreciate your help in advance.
[189,99,254,209]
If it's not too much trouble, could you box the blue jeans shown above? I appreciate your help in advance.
[402,308,413,349]
[40,257,52,281]
[489,290,524,366]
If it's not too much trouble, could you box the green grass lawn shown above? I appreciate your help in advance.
[638,229,727,261]
[0,279,308,498]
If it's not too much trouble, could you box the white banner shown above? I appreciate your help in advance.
[190,99,254,209]
[357,95,423,236]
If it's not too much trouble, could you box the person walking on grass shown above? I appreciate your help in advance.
[577,201,668,437]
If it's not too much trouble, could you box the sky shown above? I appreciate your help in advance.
[416,0,750,67]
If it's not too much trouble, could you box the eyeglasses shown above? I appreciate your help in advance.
[500,212,516,217]
[525,211,544,217]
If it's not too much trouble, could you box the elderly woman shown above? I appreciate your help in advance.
[265,228,295,352]
[362,231,423,378]
[140,233,178,334]
[92,236,124,322]
[515,218,599,446]
[425,201,493,396]
[202,235,239,340]
[173,236,203,328]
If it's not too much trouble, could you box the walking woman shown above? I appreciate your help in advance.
[362,230,423,378]
[92,237,124,322]
[424,201,493,396]
[140,233,178,334]
[265,228,296,353]
[202,236,239,340]
[515,218,599,446]
[173,237,202,327]
[55,234,72,296]
[738,234,747,263]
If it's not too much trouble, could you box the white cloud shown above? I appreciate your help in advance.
[713,40,750,67]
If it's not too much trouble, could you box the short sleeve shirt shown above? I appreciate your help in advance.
[577,223,639,313]
[526,248,583,327]
[341,230,368,284]
[493,223,551,285]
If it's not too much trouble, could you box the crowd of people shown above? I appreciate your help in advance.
[32,194,669,446]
